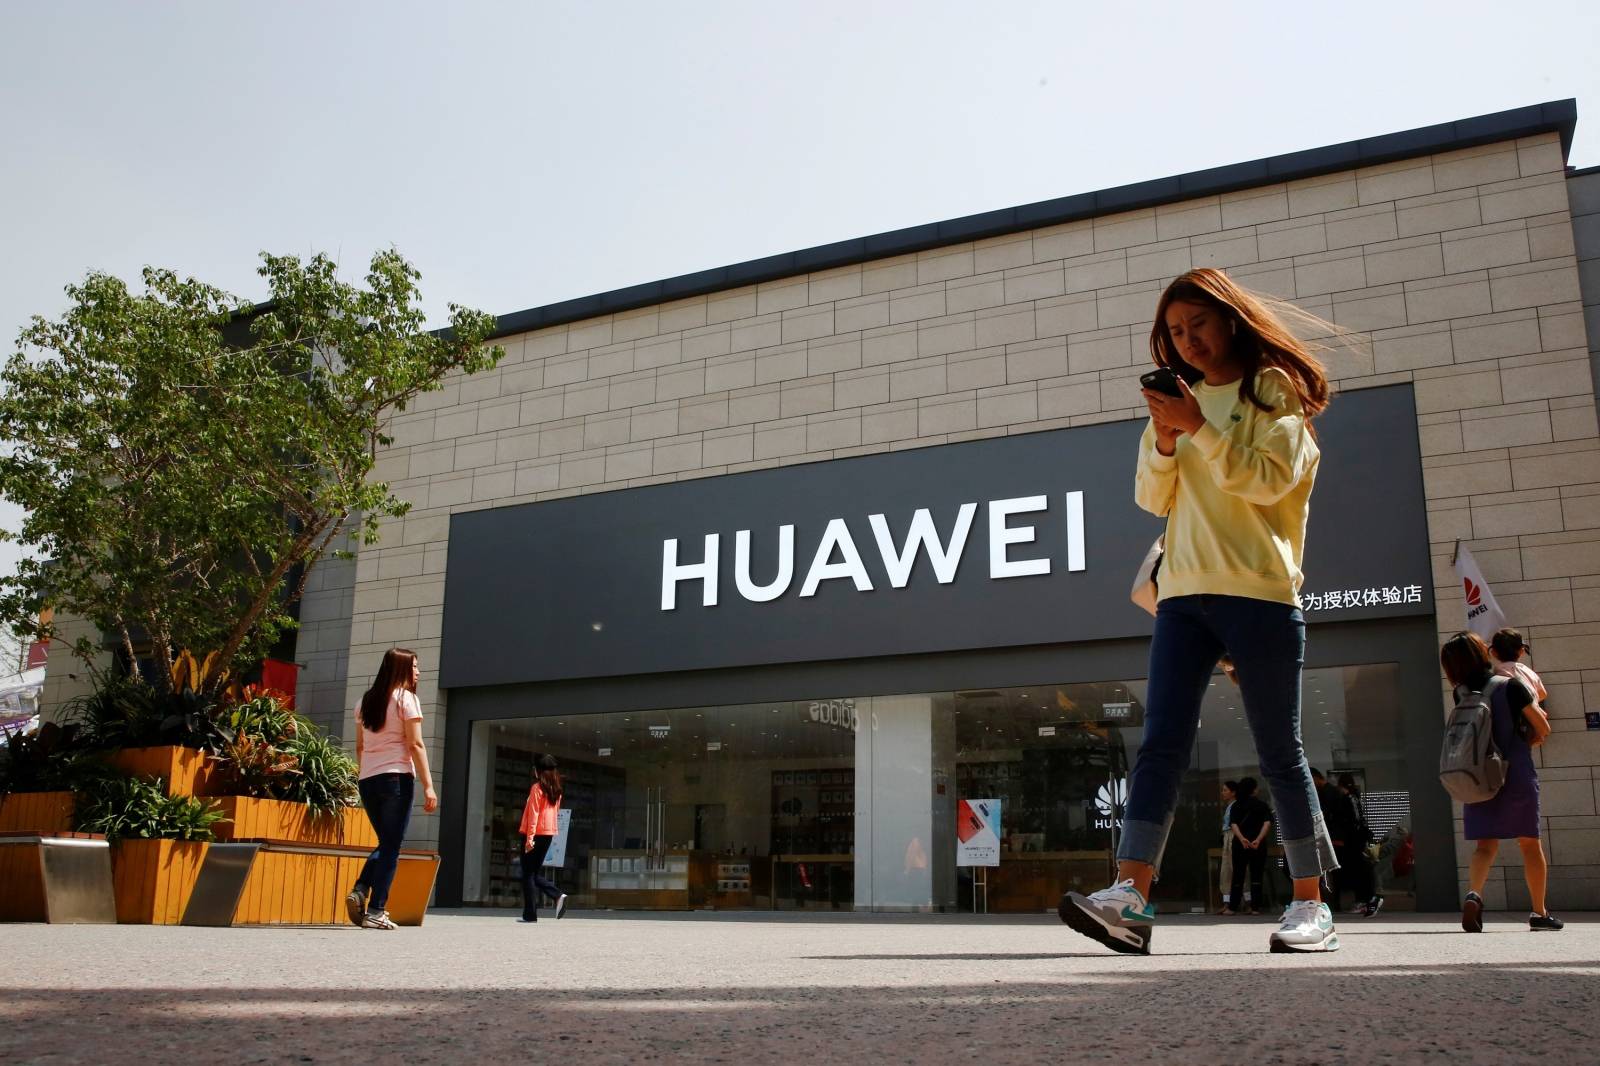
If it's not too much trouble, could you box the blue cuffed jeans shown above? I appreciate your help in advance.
[1116,594,1337,881]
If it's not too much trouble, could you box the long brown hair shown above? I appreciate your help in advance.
[360,647,418,732]
[536,753,563,802]
[1440,632,1493,689]
[1150,268,1334,421]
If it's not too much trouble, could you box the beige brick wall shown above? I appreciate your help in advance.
[294,543,357,742]
[342,131,1600,903]
[38,612,109,724]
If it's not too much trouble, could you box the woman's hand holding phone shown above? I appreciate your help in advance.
[1145,401,1182,455]
[1141,370,1205,453]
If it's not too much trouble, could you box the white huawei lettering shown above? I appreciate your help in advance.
[660,492,1085,611]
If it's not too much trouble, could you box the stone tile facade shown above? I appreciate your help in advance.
[339,132,1599,906]
[294,548,356,740]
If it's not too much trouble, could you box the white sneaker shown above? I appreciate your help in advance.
[1269,899,1339,953]
[361,909,398,930]
[1058,879,1157,955]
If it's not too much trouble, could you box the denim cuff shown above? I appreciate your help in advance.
[1115,816,1173,868]
[1282,823,1340,880]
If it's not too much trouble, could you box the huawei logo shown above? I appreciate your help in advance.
[1095,778,1129,818]
[1464,578,1482,607]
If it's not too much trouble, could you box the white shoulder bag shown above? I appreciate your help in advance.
[1130,536,1164,616]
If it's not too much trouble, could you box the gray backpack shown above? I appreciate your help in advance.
[1438,676,1508,804]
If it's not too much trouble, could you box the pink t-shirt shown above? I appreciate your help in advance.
[1495,660,1547,702]
[356,689,423,780]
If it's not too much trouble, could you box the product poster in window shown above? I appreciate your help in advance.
[956,798,1001,867]
[543,808,573,868]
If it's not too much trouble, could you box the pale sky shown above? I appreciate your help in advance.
[2,0,1597,580]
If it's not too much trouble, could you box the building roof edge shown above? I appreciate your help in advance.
[484,99,1579,341]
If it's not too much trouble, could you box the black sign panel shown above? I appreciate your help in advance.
[440,384,1432,688]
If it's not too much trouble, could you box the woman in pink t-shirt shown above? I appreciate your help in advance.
[517,754,568,922]
[344,647,438,930]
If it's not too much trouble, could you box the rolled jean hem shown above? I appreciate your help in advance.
[1283,832,1340,881]
[1115,817,1338,881]
[1113,817,1171,868]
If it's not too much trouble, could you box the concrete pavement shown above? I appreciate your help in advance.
[5,909,1598,1064]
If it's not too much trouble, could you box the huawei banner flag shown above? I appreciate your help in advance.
[1453,544,1507,641]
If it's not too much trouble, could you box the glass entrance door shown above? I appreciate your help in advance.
[468,699,854,911]
[953,683,1139,912]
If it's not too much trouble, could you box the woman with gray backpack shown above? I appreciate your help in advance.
[1439,632,1558,932]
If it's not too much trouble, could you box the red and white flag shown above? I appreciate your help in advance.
[1454,544,1507,641]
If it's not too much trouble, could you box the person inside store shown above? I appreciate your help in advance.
[1309,767,1346,906]
[1225,777,1273,916]
[1218,780,1238,915]
[1059,267,1341,955]
[517,753,569,922]
[345,647,439,930]
[1440,632,1561,933]
[1335,772,1382,916]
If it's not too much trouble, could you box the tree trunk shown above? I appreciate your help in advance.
[206,516,332,694]
[118,625,138,682]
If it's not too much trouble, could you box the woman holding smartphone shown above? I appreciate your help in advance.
[1060,267,1339,955]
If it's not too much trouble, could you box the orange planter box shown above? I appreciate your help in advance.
[341,806,377,849]
[106,746,215,797]
[210,795,377,849]
[232,850,367,926]
[386,852,441,926]
[0,791,75,833]
[228,849,435,926]
[0,838,49,920]
[110,838,208,924]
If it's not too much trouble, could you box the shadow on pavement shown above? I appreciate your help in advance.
[6,960,1598,1065]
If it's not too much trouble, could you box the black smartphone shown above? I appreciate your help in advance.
[1139,366,1184,397]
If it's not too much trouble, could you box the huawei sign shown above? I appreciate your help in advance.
[1464,577,1489,621]
[1092,777,1128,830]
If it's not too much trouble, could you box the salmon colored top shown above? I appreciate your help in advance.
[355,689,422,780]
[1495,659,1547,702]
[520,782,562,838]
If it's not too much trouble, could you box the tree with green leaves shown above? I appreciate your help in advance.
[0,249,503,692]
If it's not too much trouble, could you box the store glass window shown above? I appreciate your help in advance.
[461,662,1411,914]
[949,663,1412,914]
[465,700,855,911]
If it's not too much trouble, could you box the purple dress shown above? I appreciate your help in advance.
[1461,676,1540,841]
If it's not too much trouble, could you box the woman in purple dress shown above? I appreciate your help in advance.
[1440,632,1559,932]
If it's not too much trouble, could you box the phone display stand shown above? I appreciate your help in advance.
[970,866,989,914]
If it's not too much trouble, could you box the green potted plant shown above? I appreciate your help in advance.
[74,770,225,924]
[0,722,89,832]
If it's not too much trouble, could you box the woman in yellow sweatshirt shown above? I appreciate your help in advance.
[1059,268,1339,956]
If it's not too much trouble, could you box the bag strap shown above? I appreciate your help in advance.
[1462,674,1508,705]
[1476,675,1510,756]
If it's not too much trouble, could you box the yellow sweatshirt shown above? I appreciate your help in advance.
[1134,366,1319,607]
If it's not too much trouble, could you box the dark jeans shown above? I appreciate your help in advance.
[1117,594,1337,880]
[356,772,414,911]
[1231,839,1268,908]
[521,834,561,920]
[1334,842,1376,904]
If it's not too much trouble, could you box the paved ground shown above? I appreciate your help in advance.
[5,908,1598,1064]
